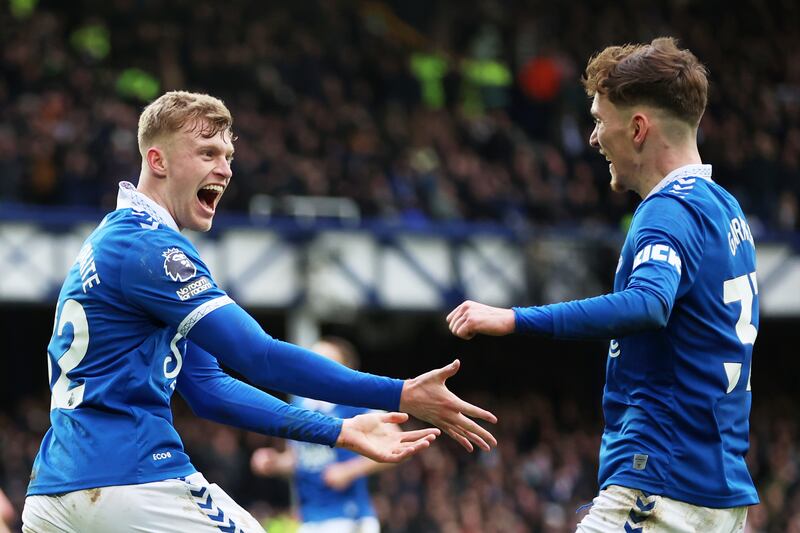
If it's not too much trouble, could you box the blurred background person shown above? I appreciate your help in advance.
[251,337,394,533]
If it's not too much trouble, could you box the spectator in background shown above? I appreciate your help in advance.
[1,1,798,231]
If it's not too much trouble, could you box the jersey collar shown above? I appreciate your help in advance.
[116,181,180,232]
[645,164,714,199]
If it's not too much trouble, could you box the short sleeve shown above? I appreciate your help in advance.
[120,230,233,336]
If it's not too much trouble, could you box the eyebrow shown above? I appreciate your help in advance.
[197,143,235,158]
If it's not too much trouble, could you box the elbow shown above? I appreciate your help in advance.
[648,307,669,329]
[641,291,671,329]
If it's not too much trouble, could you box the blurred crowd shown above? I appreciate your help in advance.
[1,0,799,232]
[2,390,800,532]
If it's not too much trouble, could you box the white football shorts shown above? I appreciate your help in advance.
[22,472,264,532]
[576,484,747,532]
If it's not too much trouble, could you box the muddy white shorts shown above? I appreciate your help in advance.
[576,485,748,533]
[22,472,264,533]
[298,516,380,533]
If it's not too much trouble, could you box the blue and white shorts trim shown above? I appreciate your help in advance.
[179,473,264,532]
[22,472,264,533]
[575,485,747,533]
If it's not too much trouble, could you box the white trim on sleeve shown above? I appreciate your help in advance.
[178,296,234,337]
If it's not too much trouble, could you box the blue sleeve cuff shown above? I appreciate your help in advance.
[512,306,555,336]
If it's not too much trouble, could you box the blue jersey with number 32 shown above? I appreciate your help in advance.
[28,184,233,495]
[600,165,759,507]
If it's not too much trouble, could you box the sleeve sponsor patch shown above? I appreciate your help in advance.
[176,276,212,301]
[632,243,682,275]
[162,248,197,282]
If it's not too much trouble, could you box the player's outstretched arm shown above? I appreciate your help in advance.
[187,304,497,452]
[446,300,516,340]
[400,359,497,452]
[335,412,439,463]
[180,342,440,461]
[189,304,405,410]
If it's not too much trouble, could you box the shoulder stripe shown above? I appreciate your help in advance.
[670,181,695,197]
[178,296,234,337]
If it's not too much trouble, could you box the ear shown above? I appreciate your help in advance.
[146,147,168,178]
[631,113,649,149]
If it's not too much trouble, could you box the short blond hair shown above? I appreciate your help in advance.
[137,91,234,156]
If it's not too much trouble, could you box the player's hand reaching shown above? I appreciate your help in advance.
[400,359,498,452]
[335,412,439,463]
[446,300,516,339]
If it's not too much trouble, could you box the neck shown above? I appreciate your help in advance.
[136,171,176,227]
[633,141,702,198]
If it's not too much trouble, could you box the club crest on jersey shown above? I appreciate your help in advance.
[162,248,197,282]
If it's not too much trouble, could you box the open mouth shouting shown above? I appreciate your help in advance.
[197,183,225,214]
[600,151,613,173]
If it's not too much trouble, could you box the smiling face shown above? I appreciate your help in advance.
[589,93,636,193]
[158,121,234,232]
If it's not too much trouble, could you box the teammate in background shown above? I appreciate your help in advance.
[251,337,394,533]
[23,91,497,532]
[447,38,758,532]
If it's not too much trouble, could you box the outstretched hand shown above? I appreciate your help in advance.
[400,359,498,452]
[335,412,440,463]
[446,300,516,339]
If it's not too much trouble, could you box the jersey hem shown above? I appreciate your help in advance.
[26,465,198,496]
[601,477,759,508]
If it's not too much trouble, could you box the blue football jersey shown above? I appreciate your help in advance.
[28,182,234,495]
[289,397,376,523]
[600,164,758,507]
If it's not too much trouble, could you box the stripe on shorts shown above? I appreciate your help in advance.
[183,479,240,533]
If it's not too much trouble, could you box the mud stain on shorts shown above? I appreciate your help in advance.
[87,488,102,504]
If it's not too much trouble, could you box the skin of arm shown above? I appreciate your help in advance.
[322,445,397,491]
[446,301,516,339]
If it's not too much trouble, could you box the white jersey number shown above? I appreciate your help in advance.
[49,299,89,410]
[722,272,757,393]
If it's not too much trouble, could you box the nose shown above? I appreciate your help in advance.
[589,126,599,148]
[215,157,232,180]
